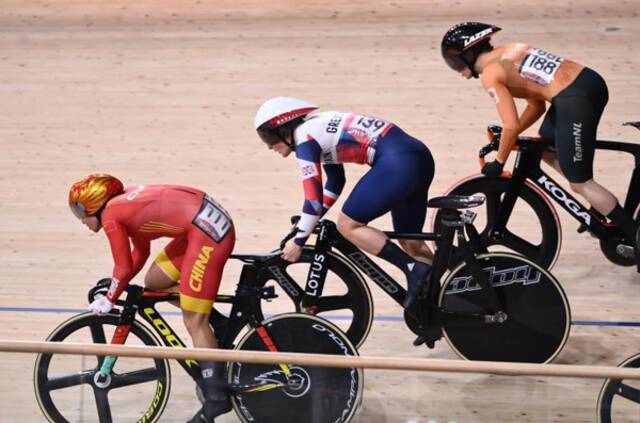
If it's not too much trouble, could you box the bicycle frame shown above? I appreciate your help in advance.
[296,213,503,330]
[96,261,276,389]
[488,133,640,240]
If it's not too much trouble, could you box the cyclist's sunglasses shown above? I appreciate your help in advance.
[257,125,284,146]
[444,54,467,72]
[70,202,87,219]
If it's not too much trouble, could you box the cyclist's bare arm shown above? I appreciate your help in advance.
[518,98,546,134]
[481,64,520,163]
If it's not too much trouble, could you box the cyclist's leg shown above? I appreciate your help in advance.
[541,150,563,174]
[392,148,435,264]
[180,226,235,346]
[555,96,614,215]
[338,150,422,253]
[538,104,562,175]
[339,140,432,307]
[398,239,434,263]
[553,69,636,245]
[539,103,564,173]
[569,180,616,212]
[390,148,435,306]
[568,176,638,250]
[145,237,186,292]
[339,129,429,250]
[338,214,429,310]
[393,194,434,264]
[336,212,386,254]
[144,237,186,307]
[180,225,236,423]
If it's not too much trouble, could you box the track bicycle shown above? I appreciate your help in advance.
[597,352,640,422]
[33,254,363,423]
[434,122,640,269]
[260,195,571,363]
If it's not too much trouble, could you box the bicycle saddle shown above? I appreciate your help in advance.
[230,252,281,263]
[427,195,485,210]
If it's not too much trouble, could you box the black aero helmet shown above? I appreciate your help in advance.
[441,22,501,78]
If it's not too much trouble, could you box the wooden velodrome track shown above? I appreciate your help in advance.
[1,0,639,421]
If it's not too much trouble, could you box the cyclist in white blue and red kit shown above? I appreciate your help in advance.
[255,97,435,308]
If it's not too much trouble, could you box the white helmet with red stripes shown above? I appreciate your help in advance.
[255,97,318,146]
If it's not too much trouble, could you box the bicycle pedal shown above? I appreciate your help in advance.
[577,224,597,238]
[412,334,438,349]
[412,335,427,347]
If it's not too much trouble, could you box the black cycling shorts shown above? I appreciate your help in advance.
[538,67,609,183]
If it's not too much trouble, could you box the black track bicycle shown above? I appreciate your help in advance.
[33,254,363,423]
[597,352,640,422]
[433,122,640,269]
[256,195,571,363]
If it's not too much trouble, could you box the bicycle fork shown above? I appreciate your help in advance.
[95,323,132,384]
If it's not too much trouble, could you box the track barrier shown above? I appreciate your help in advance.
[2,339,638,380]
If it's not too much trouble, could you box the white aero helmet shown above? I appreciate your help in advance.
[255,96,318,146]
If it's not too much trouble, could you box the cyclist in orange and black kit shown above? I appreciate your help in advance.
[441,22,639,257]
[69,174,235,423]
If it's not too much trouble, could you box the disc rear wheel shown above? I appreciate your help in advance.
[229,313,363,423]
[439,253,570,363]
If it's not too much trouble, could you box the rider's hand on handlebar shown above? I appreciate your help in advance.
[481,159,505,178]
[279,224,300,250]
[89,296,114,315]
[281,239,303,262]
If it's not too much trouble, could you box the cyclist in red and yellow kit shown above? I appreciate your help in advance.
[69,174,235,423]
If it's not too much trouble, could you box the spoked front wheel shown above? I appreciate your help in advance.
[439,252,570,363]
[229,313,363,423]
[257,247,373,348]
[597,353,640,422]
[34,313,171,423]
